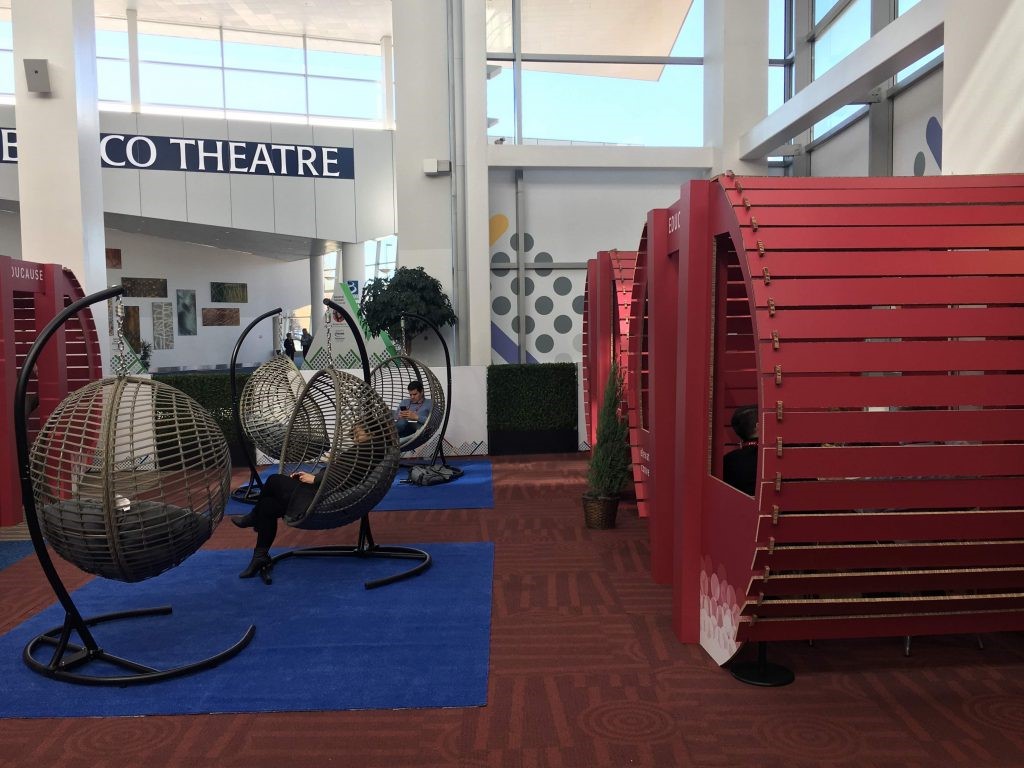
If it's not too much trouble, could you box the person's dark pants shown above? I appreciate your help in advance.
[252,473,306,549]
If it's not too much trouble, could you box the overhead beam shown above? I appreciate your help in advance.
[487,143,714,170]
[740,0,946,160]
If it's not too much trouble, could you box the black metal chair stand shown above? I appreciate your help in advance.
[15,286,254,685]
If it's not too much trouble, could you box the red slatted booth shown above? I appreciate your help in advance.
[0,256,103,526]
[626,197,699,586]
[582,250,637,448]
[668,174,1024,670]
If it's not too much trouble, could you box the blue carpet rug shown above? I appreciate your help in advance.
[227,459,493,515]
[0,541,34,572]
[0,543,493,718]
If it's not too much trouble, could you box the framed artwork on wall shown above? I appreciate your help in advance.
[122,277,168,298]
[177,289,197,336]
[152,302,174,349]
[122,305,141,351]
[105,248,122,269]
[202,307,241,326]
[210,282,248,303]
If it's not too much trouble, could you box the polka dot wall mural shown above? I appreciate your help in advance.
[489,213,585,364]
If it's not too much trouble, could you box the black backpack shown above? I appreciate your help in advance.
[405,464,464,486]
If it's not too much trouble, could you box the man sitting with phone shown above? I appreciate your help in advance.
[396,379,432,439]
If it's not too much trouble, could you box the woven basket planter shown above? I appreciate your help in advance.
[583,494,619,530]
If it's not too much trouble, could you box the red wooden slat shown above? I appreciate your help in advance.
[752,251,1024,277]
[761,477,1024,513]
[757,307,1024,340]
[741,594,1024,618]
[744,226,1024,252]
[752,540,1024,570]
[728,175,1024,190]
[762,408,1024,445]
[765,373,1023,408]
[756,507,1024,540]
[752,277,1024,308]
[758,339,1024,373]
[752,568,1024,596]
[740,204,1024,228]
[728,187,1024,208]
[737,609,1024,642]
[776,444,1024,480]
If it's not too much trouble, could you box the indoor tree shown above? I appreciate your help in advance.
[359,266,457,351]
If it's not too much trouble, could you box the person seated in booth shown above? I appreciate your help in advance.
[233,422,377,578]
[395,379,432,439]
[723,405,759,496]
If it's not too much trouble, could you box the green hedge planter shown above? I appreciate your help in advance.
[153,371,253,467]
[486,363,578,455]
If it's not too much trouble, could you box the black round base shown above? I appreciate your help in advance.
[730,660,795,687]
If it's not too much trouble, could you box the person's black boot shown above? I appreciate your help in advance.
[232,511,256,529]
[239,548,271,578]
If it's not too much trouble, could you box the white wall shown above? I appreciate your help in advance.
[105,230,311,370]
[893,68,943,176]
[943,0,1024,174]
[0,209,310,370]
[809,117,870,176]
[488,168,698,364]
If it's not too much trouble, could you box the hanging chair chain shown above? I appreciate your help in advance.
[113,295,128,378]
[323,308,335,369]
[400,315,408,356]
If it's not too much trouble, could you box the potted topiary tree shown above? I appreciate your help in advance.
[359,266,456,352]
[584,360,631,529]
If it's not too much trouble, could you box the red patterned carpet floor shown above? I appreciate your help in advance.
[2,454,1024,767]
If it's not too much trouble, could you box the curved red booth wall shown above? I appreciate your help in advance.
[0,256,102,526]
[583,250,637,449]
[667,175,1024,664]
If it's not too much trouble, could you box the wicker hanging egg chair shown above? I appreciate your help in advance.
[370,354,446,453]
[31,375,231,583]
[280,368,401,530]
[14,285,253,685]
[239,353,326,462]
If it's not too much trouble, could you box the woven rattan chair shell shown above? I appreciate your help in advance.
[279,368,400,530]
[370,355,446,453]
[238,355,328,461]
[30,376,231,583]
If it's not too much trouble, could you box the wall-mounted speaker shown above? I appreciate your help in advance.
[24,59,51,93]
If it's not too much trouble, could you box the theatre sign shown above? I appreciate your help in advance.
[0,127,354,179]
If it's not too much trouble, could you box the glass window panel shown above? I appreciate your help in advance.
[97,58,130,103]
[486,0,512,54]
[898,0,921,13]
[813,0,869,79]
[138,22,221,67]
[225,70,306,114]
[769,0,786,59]
[486,62,513,140]
[306,49,380,80]
[768,64,786,112]
[0,20,11,50]
[812,103,862,138]
[521,64,702,146]
[223,29,305,73]
[0,51,13,95]
[671,0,704,57]
[815,0,843,24]
[140,62,224,108]
[307,76,380,120]
[96,29,128,60]
[897,46,942,82]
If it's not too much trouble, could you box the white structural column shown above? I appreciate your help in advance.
[703,0,769,174]
[308,250,325,336]
[340,242,365,298]
[392,0,458,365]
[460,0,491,366]
[12,0,108,362]
[942,0,1024,174]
